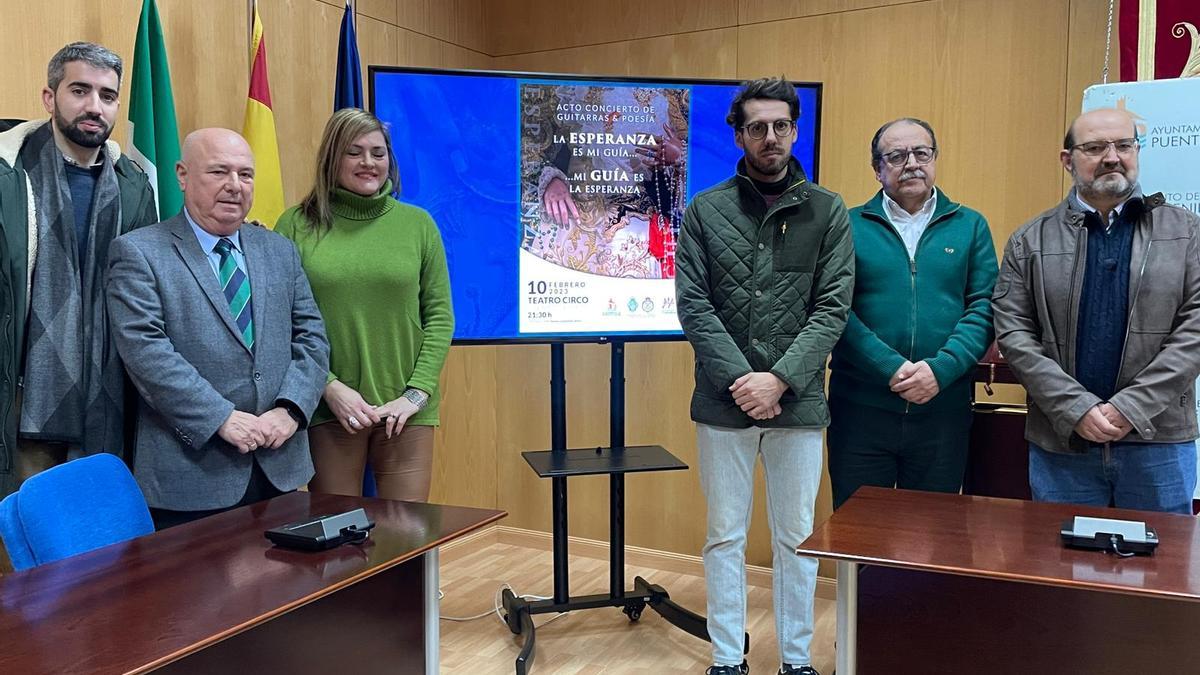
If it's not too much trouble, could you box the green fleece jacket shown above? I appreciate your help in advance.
[275,185,453,426]
[830,189,997,413]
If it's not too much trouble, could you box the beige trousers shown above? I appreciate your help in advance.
[307,421,435,502]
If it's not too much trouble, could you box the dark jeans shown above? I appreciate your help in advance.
[1029,441,1197,514]
[828,401,972,510]
[150,459,287,530]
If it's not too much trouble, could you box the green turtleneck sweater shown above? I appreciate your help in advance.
[275,184,454,427]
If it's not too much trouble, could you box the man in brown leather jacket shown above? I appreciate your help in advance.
[992,108,1200,514]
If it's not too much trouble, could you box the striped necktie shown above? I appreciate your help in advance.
[214,237,254,349]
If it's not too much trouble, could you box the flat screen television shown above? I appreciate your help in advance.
[370,67,822,343]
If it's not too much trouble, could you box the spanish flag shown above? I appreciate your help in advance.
[243,0,284,227]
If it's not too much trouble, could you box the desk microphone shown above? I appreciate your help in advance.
[265,508,376,551]
[1061,515,1158,556]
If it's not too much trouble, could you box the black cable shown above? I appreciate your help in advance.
[340,525,371,545]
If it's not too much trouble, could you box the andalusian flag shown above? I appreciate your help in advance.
[243,0,284,227]
[128,0,182,220]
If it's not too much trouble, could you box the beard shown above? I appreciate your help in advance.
[746,147,790,179]
[1076,167,1136,201]
[54,109,111,149]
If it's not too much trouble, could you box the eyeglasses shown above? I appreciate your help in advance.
[1071,138,1139,157]
[741,119,795,140]
[879,146,936,168]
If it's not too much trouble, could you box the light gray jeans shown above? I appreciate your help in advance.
[697,422,824,667]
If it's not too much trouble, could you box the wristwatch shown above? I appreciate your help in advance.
[402,388,430,411]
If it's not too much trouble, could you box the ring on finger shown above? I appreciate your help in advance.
[348,415,360,427]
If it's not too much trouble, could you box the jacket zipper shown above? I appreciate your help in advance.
[907,257,916,413]
[737,175,807,363]
[867,204,959,413]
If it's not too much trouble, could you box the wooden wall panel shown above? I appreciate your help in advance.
[739,0,932,24]
[395,26,491,69]
[494,345,554,532]
[315,0,489,55]
[395,0,488,55]
[930,0,1071,250]
[356,0,399,26]
[155,1,249,136]
[492,27,739,78]
[430,346,499,508]
[484,0,737,56]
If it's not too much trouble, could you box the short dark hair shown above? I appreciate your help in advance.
[726,77,799,129]
[47,42,122,91]
[870,118,938,167]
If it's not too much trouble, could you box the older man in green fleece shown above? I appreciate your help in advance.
[828,117,998,509]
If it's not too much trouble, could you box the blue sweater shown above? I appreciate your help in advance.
[1074,201,1139,401]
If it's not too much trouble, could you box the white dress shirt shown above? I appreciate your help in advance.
[184,208,247,279]
[883,188,938,259]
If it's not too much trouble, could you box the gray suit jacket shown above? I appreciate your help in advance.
[106,213,329,510]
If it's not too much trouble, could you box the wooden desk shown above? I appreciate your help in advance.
[0,492,504,674]
[798,487,1200,674]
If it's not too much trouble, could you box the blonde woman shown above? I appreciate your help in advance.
[276,108,453,501]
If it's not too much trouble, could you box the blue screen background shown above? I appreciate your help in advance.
[372,70,820,342]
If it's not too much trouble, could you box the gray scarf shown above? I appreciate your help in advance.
[18,122,125,456]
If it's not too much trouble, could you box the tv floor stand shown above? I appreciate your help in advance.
[500,341,748,674]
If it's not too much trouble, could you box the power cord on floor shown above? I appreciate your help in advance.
[439,583,568,629]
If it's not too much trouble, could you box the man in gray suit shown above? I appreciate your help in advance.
[107,128,329,529]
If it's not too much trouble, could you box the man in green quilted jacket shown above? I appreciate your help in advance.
[828,118,997,510]
[675,77,854,675]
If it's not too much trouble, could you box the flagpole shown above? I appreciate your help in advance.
[1103,0,1115,83]
[247,0,257,70]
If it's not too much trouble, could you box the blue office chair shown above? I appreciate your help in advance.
[0,454,154,571]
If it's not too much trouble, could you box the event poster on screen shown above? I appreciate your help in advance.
[371,68,820,341]
[518,82,689,333]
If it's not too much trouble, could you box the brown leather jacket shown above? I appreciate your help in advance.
[992,190,1200,453]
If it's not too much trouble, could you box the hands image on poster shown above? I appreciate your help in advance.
[521,83,689,280]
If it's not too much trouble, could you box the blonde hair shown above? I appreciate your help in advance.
[299,108,399,233]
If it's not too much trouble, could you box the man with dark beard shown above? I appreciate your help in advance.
[993,107,1200,514]
[675,77,853,675]
[0,42,157,497]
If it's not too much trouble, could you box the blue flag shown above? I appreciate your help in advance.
[334,1,374,496]
[334,1,364,110]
